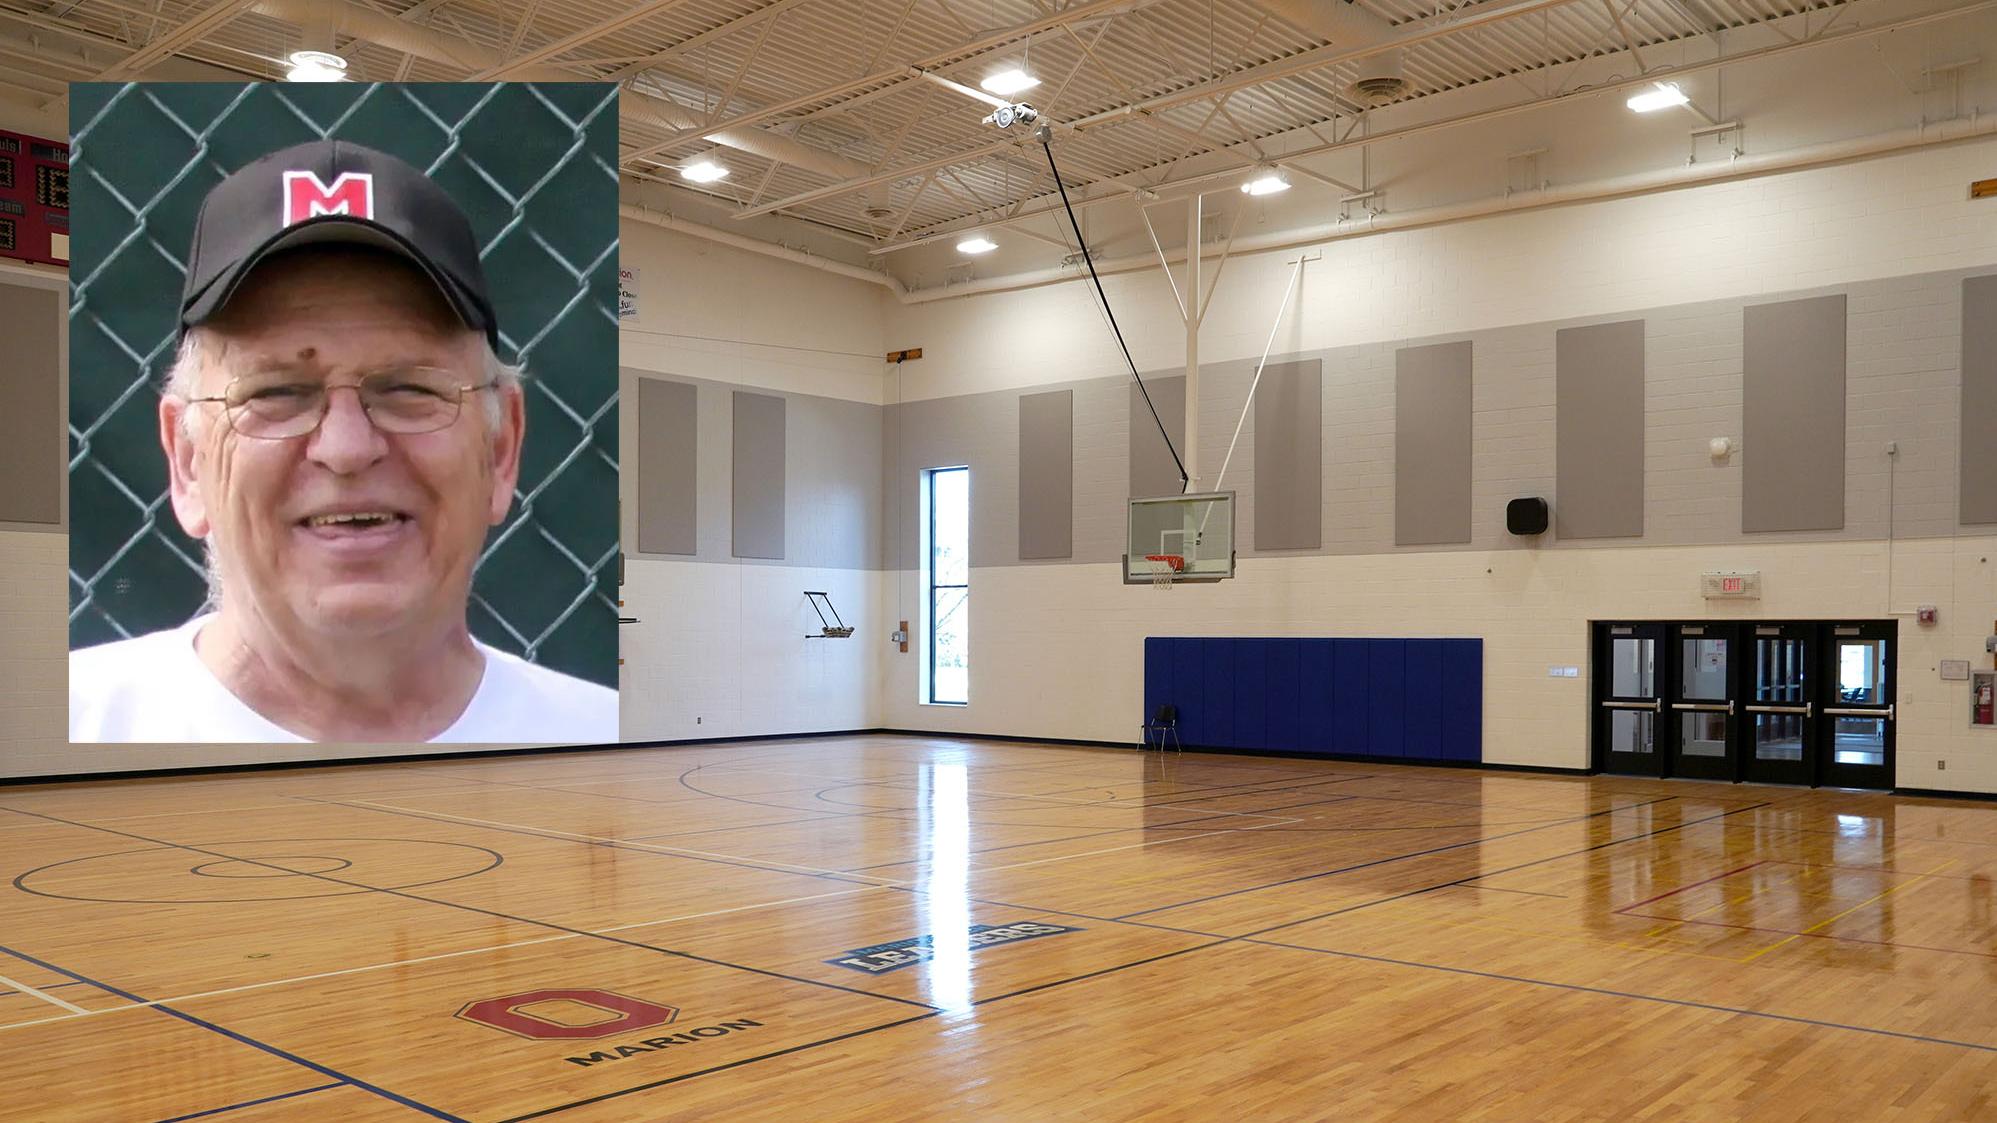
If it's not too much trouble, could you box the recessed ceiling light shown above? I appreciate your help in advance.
[679,158,730,184]
[1241,167,1291,196]
[1626,82,1689,113]
[957,236,998,254]
[285,51,348,82]
[979,68,1040,97]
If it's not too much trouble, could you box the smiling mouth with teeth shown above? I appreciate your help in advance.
[303,512,407,529]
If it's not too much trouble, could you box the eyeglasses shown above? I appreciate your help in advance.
[188,367,497,439]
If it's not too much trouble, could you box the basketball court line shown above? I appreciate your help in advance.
[155,1083,343,1123]
[1241,937,1997,1056]
[0,884,889,1035]
[1738,859,1960,963]
[328,794,1298,883]
[681,763,1313,825]
[490,1010,946,1123]
[0,803,941,1015]
[0,941,464,1122]
[1222,802,1777,943]
[1114,795,1684,920]
[0,970,87,1014]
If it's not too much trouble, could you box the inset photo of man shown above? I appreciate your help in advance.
[67,84,620,744]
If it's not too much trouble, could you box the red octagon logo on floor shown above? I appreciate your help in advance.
[456,989,679,1040]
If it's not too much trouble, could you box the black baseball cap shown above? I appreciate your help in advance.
[179,139,499,346]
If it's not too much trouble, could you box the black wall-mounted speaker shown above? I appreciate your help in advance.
[1507,497,1549,536]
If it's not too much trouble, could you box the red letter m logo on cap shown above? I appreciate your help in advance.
[282,170,374,226]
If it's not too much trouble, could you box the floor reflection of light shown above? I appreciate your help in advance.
[918,762,973,1012]
[1836,813,1871,836]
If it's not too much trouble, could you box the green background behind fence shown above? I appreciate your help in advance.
[67,82,621,689]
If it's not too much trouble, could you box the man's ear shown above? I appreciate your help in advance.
[487,383,526,526]
[161,396,211,539]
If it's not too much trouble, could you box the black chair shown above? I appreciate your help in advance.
[1142,704,1181,753]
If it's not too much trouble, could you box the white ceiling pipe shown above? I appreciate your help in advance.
[246,0,873,182]
[619,203,907,296]
[898,116,1997,304]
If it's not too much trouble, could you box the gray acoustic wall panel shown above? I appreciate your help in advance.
[1743,294,1846,532]
[1018,389,1075,559]
[0,284,62,526]
[1129,375,1187,499]
[1963,275,1997,525]
[1253,359,1322,550]
[732,390,786,559]
[635,377,698,555]
[1395,341,1474,546]
[1555,320,1646,539]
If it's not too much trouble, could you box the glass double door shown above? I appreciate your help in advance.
[1593,620,1895,788]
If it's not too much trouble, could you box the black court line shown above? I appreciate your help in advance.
[153,1082,343,1122]
[0,941,459,1122]
[1114,795,1682,920]
[491,1011,943,1122]
[1448,883,1570,899]
[1231,802,1774,942]
[3,804,937,1015]
[1241,937,1997,1055]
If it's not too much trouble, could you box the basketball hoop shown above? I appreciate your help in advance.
[1144,554,1185,590]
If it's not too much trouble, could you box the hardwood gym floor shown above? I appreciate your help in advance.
[2,734,1994,1121]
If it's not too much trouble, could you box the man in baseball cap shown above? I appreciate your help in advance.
[70,138,618,744]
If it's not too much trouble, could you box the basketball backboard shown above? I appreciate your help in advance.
[1124,491,1235,584]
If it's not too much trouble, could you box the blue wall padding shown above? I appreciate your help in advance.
[1141,637,1484,763]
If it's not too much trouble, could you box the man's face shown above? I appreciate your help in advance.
[162,249,524,641]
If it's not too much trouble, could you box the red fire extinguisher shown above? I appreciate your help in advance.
[1978,677,1995,727]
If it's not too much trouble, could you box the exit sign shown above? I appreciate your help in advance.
[1701,571,1761,599]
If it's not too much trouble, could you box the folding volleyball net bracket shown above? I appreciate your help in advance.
[804,591,855,639]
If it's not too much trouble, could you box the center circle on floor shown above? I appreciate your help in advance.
[189,854,355,879]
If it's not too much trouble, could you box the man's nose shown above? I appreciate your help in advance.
[304,385,388,473]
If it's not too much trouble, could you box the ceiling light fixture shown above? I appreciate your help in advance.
[957,235,998,255]
[979,68,1040,97]
[284,50,348,82]
[679,158,730,184]
[1626,82,1690,113]
[1241,166,1291,196]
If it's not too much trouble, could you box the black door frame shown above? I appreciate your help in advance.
[1592,622,1667,777]
[1819,620,1897,790]
[1590,619,1896,790]
[1666,622,1740,782]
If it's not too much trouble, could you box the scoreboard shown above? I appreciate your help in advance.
[0,129,68,267]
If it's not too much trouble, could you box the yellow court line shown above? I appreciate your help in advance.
[1738,858,1960,964]
[0,972,88,1015]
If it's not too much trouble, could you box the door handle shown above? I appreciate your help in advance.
[1823,705,1894,720]
[1745,704,1812,715]
[1672,702,1734,714]
[1602,700,1662,711]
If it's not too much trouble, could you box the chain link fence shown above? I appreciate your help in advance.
[67,82,621,688]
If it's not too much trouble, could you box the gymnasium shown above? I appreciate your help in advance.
[4,0,1997,1117]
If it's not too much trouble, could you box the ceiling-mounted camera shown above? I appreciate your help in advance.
[982,102,1038,130]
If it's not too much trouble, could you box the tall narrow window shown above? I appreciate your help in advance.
[923,466,969,705]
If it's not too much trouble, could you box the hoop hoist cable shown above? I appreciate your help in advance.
[1041,135,1188,491]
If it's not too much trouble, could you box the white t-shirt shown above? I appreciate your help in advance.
[69,616,619,744]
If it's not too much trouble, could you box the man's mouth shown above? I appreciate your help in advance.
[300,511,409,530]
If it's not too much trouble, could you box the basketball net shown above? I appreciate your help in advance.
[1145,554,1184,590]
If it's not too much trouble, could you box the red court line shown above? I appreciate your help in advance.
[1615,860,1767,913]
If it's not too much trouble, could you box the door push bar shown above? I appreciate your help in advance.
[1672,701,1735,714]
[1601,700,1661,711]
[1823,705,1895,721]
[1746,703,1813,715]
